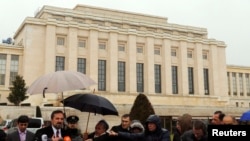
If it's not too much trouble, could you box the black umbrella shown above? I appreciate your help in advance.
[62,93,118,132]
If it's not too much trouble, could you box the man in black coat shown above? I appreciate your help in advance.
[181,120,207,141]
[110,114,131,141]
[34,110,69,141]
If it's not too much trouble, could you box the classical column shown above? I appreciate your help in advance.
[162,39,172,95]
[127,34,137,94]
[67,27,78,70]
[88,30,98,90]
[108,32,118,92]
[194,43,204,95]
[144,37,154,94]
[179,41,188,95]
[44,23,56,73]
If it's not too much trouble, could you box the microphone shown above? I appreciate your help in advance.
[41,134,48,141]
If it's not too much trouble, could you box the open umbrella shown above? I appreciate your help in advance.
[62,93,118,132]
[27,70,96,95]
[27,70,96,114]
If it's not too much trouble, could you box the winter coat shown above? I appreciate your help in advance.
[144,114,170,141]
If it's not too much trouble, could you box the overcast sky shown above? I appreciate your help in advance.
[0,0,249,66]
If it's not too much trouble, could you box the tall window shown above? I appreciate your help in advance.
[172,66,178,94]
[136,63,144,92]
[0,54,7,85]
[155,64,161,93]
[9,55,19,85]
[239,73,243,96]
[232,73,237,95]
[55,56,65,71]
[77,58,86,74]
[98,60,106,91]
[204,68,209,95]
[246,74,250,96]
[188,67,194,94]
[118,61,125,92]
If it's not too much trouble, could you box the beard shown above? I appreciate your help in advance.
[54,122,63,129]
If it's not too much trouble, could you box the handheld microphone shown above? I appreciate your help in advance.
[41,134,48,141]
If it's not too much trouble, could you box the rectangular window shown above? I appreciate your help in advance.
[57,37,65,46]
[136,63,144,92]
[188,67,194,94]
[171,49,177,57]
[55,56,65,71]
[155,64,161,93]
[98,60,106,91]
[78,39,86,48]
[118,44,125,52]
[154,48,160,55]
[239,73,244,96]
[187,50,193,58]
[9,55,19,85]
[0,54,7,85]
[137,47,143,53]
[232,73,237,95]
[77,58,86,74]
[204,68,209,95]
[246,74,250,96]
[118,61,126,92]
[99,42,106,50]
[203,51,208,60]
[172,66,178,94]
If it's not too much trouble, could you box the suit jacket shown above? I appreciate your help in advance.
[6,129,35,141]
[33,126,68,141]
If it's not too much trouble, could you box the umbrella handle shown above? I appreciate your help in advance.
[85,112,90,133]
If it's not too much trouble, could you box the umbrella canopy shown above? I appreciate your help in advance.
[62,93,118,116]
[27,70,96,95]
[240,110,250,121]
[62,93,118,132]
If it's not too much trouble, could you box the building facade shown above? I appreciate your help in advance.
[0,4,249,121]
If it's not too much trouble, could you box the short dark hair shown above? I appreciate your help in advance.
[17,115,29,123]
[122,114,130,118]
[193,120,207,135]
[51,110,64,119]
[214,110,223,114]
[214,110,225,121]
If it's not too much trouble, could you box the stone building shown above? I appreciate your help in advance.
[0,4,249,130]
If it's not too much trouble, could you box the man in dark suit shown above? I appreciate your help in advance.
[6,115,35,141]
[34,110,68,141]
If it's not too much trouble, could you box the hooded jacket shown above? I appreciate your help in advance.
[144,114,170,141]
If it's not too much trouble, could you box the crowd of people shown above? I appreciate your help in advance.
[0,109,249,141]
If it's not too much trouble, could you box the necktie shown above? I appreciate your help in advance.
[56,130,59,137]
